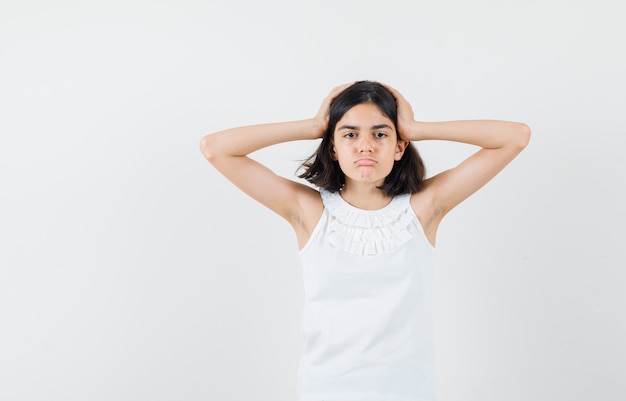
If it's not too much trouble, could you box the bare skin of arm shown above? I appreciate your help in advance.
[385,85,531,246]
[201,82,530,249]
[199,83,354,248]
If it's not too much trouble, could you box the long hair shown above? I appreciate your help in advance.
[298,81,426,196]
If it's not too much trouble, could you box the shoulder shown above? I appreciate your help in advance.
[409,179,442,245]
[290,184,324,246]
[297,184,324,215]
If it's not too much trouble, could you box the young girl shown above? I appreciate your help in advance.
[200,81,530,401]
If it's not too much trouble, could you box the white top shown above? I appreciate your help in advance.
[298,189,437,401]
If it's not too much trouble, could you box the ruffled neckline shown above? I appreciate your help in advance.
[320,189,415,256]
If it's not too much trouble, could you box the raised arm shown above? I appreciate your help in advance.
[386,85,531,219]
[199,83,353,228]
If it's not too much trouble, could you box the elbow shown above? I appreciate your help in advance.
[515,123,531,150]
[199,134,218,162]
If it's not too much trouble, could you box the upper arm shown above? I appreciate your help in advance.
[200,136,319,227]
[427,125,530,219]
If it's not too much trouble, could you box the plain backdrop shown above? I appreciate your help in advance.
[1,1,625,400]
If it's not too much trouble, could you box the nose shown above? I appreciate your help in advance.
[358,136,373,152]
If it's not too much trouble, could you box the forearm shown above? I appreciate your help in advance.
[200,118,322,160]
[408,120,531,149]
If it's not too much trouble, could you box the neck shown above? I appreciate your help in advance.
[340,182,391,210]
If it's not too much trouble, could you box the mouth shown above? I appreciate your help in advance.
[354,158,377,166]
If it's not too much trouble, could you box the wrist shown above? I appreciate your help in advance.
[402,120,426,141]
[307,117,327,140]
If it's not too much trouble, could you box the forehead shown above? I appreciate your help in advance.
[337,103,393,126]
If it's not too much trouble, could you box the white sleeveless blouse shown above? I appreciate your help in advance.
[297,190,437,401]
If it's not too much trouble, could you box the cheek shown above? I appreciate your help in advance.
[332,142,349,159]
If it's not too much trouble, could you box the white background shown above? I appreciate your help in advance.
[1,1,625,400]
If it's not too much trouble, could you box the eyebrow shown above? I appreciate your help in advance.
[337,124,393,130]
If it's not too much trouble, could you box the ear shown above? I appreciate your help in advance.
[394,139,409,160]
[330,142,338,160]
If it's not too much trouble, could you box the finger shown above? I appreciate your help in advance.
[316,83,352,119]
[381,83,404,101]
[318,82,354,115]
[328,81,355,99]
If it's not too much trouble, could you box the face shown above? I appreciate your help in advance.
[331,103,408,188]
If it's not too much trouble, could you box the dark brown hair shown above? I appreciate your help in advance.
[298,81,426,196]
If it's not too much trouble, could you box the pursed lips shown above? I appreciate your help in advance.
[355,158,377,166]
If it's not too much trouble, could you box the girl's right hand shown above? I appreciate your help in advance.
[382,83,421,141]
[312,82,354,138]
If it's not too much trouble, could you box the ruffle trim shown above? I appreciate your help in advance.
[321,190,415,256]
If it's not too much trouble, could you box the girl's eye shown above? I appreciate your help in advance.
[344,132,356,138]
[375,132,387,138]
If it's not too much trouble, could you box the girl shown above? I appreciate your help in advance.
[200,81,530,401]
